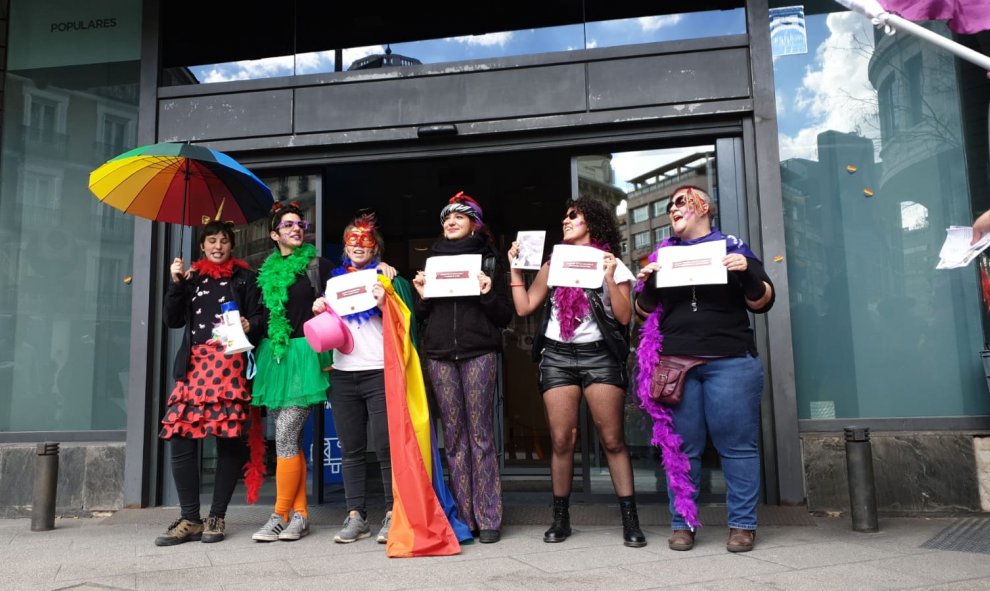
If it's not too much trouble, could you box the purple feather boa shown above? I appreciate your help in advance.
[634,238,700,528]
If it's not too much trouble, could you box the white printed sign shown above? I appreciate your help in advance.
[546,244,605,288]
[324,269,378,316]
[424,254,482,298]
[655,240,728,288]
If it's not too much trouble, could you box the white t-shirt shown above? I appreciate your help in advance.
[545,258,634,343]
[332,315,384,371]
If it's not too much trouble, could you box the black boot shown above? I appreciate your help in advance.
[543,496,572,543]
[619,497,647,548]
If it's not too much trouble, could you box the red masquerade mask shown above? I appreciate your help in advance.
[344,228,377,248]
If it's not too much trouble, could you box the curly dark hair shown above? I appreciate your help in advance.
[566,196,622,254]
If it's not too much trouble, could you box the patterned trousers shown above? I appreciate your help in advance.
[427,352,502,531]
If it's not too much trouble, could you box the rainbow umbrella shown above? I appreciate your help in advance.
[88,142,274,229]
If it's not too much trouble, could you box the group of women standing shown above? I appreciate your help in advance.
[155,184,774,554]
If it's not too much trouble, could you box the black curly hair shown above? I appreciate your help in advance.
[566,196,622,254]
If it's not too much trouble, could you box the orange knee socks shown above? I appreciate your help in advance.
[293,452,308,519]
[274,454,302,521]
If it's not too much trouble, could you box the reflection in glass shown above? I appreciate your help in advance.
[585,9,746,49]
[775,12,986,419]
[167,6,746,85]
[576,146,728,497]
[0,0,141,431]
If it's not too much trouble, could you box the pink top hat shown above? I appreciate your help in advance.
[303,308,354,354]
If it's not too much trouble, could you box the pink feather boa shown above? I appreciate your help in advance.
[634,240,700,528]
[552,242,610,340]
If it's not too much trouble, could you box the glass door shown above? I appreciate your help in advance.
[574,139,753,501]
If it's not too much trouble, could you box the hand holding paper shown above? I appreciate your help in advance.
[423,254,482,298]
[546,245,605,288]
[654,240,728,288]
[936,226,990,269]
[324,269,379,315]
[511,231,547,270]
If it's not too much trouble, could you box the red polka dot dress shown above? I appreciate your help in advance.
[160,270,252,440]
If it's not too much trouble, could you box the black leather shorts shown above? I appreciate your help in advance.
[537,339,628,393]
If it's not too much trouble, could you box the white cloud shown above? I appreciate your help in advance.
[777,12,880,161]
[638,14,683,32]
[449,32,513,47]
[198,55,295,83]
[294,50,336,75]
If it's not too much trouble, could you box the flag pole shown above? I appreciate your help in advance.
[834,0,990,71]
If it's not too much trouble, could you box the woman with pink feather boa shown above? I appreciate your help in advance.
[508,196,645,548]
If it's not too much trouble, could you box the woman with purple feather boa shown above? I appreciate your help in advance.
[508,196,646,548]
[635,185,774,554]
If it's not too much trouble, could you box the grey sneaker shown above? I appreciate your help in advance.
[377,511,392,544]
[252,513,287,542]
[278,512,310,541]
[334,510,371,543]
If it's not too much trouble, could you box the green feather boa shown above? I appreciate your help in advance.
[257,243,317,362]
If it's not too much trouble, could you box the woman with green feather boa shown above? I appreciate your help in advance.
[250,202,335,543]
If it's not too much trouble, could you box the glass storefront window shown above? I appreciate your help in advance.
[773,10,987,418]
[163,4,745,85]
[585,9,746,49]
[0,0,141,431]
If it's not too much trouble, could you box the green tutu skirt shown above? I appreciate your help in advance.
[252,337,331,409]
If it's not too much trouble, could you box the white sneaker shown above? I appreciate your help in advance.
[252,513,287,542]
[377,511,392,544]
[278,512,310,541]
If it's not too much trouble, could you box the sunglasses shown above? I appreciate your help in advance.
[565,210,580,220]
[277,220,311,232]
[666,194,690,214]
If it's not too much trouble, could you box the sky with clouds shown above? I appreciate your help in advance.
[773,12,880,163]
[188,10,744,83]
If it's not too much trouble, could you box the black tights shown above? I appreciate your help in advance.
[170,436,246,521]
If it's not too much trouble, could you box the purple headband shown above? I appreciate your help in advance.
[440,191,484,226]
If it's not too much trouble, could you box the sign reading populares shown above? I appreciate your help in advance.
[8,0,141,70]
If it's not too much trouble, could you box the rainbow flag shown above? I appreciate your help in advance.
[380,277,471,557]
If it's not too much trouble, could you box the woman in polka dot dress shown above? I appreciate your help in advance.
[155,221,263,547]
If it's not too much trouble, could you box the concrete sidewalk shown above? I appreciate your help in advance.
[3,509,990,591]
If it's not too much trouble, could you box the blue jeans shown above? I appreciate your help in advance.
[667,354,764,531]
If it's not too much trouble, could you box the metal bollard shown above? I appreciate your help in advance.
[844,427,878,532]
[31,442,59,531]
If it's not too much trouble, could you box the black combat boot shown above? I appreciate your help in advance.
[543,496,572,543]
[619,496,647,547]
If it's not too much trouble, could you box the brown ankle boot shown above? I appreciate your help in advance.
[726,528,755,552]
[667,529,695,551]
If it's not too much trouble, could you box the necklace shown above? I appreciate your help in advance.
[691,286,698,312]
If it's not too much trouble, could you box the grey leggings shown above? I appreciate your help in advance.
[272,406,310,458]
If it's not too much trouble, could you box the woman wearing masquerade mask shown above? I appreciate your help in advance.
[311,211,406,545]
[411,191,512,544]
[250,202,334,543]
[507,196,645,548]
[634,185,774,554]
[155,221,263,546]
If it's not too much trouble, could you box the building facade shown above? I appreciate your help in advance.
[1,0,989,516]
